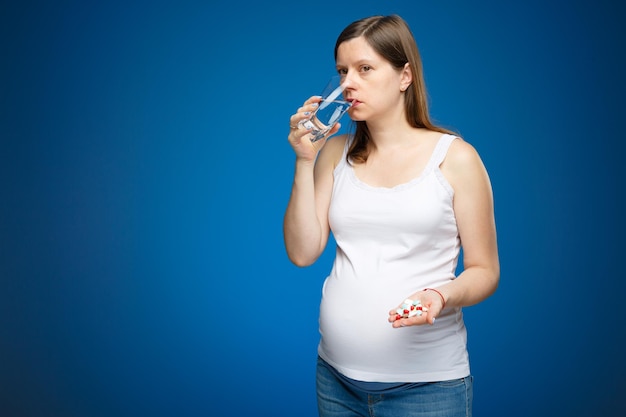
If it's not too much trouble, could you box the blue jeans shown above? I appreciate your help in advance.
[316,357,473,417]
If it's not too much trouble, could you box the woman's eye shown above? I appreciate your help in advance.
[361,66,371,72]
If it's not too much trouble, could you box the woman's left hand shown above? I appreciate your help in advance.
[388,289,445,327]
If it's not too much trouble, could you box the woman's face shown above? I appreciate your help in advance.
[336,36,407,123]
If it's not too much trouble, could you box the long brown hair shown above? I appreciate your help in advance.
[334,15,455,163]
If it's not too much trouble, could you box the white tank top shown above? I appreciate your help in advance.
[318,133,470,382]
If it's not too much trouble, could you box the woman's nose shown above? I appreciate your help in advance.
[341,74,355,89]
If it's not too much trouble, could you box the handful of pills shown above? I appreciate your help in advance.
[395,299,428,320]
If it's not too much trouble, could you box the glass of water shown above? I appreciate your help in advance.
[299,75,352,142]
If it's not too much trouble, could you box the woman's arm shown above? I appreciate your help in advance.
[438,138,500,308]
[283,97,345,266]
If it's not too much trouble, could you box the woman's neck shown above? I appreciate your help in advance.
[366,120,427,152]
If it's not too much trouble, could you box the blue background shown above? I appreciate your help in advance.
[1,0,624,416]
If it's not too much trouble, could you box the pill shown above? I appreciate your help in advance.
[394,298,429,320]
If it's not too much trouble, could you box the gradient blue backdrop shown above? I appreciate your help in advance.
[2,1,624,416]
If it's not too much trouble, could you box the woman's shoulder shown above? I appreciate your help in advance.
[326,133,349,152]
[318,133,349,168]
[445,136,481,166]
[441,135,489,188]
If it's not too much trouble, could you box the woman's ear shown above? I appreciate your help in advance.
[400,62,413,92]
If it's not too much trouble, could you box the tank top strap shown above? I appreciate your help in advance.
[424,134,458,174]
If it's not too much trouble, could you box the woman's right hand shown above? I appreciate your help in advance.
[288,96,341,162]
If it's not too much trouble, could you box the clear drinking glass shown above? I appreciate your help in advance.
[299,75,352,142]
